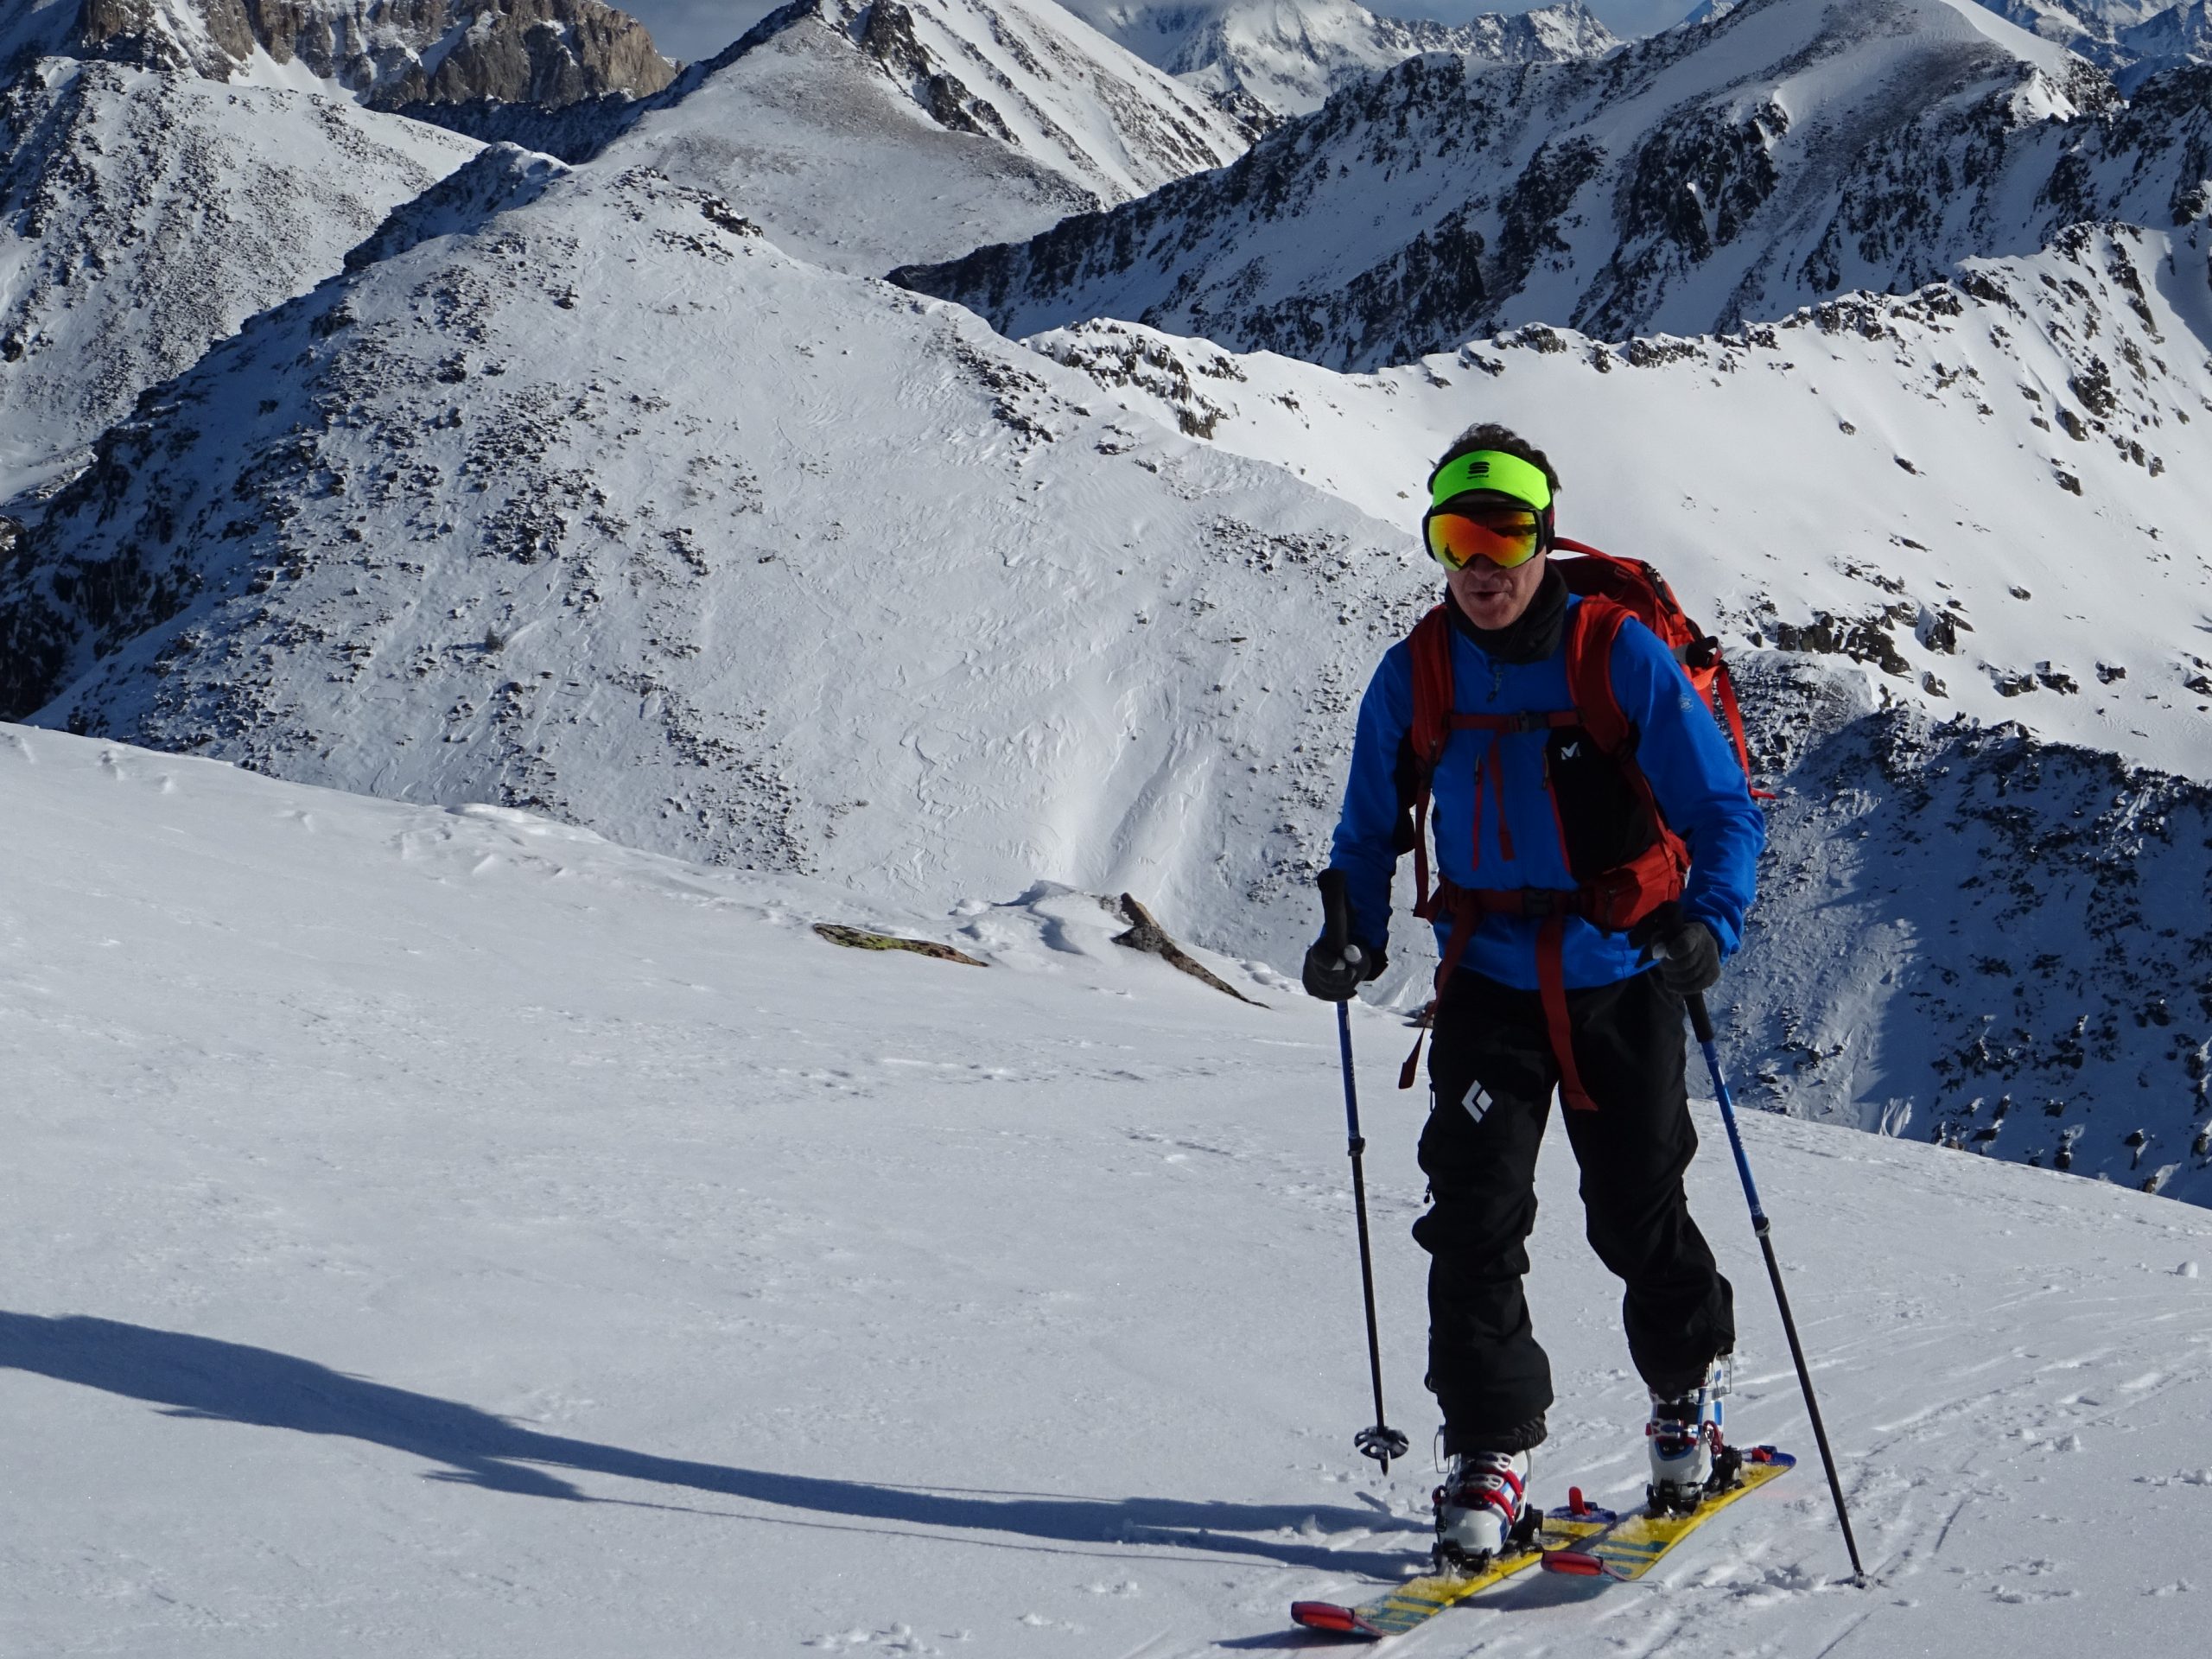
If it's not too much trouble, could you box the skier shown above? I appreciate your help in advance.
[1302,424,1764,1569]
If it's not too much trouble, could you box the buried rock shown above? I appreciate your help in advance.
[1113,894,1266,1007]
[811,923,986,967]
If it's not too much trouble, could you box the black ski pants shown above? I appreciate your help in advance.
[1412,964,1734,1455]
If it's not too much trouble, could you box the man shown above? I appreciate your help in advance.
[1302,423,1764,1569]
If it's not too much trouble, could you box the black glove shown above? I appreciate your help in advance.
[1636,913,1720,996]
[1303,936,1387,1002]
[1306,867,1387,1001]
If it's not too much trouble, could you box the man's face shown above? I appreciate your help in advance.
[1446,549,1548,632]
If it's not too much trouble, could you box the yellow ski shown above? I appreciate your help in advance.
[1542,1446,1795,1582]
[1290,1501,1616,1638]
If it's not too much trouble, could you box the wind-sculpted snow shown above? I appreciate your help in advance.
[0,53,480,496]
[582,0,1256,271]
[1056,0,1619,120]
[0,156,1417,958]
[896,0,2212,369]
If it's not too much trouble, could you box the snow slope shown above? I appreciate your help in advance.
[597,0,1255,272]
[1057,0,1620,119]
[0,52,481,498]
[7,719,2212,1656]
[894,0,2212,368]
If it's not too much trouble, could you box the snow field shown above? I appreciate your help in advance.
[4,723,2211,1656]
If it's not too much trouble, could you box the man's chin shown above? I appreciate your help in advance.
[1461,595,1516,626]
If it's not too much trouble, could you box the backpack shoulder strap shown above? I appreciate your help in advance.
[1402,602,1456,919]
[1563,595,1635,755]
[1407,602,1454,769]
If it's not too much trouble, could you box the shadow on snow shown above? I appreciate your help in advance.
[1,1313,1416,1575]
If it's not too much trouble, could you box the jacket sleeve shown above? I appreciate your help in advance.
[1326,643,1414,952]
[1606,621,1764,955]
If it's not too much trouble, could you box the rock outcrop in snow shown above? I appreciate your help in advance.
[896,0,2212,368]
[64,0,677,108]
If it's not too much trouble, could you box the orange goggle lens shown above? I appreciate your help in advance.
[1424,510,1542,571]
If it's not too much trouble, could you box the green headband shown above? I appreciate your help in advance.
[1428,449,1553,513]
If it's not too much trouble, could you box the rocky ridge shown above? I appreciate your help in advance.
[896,0,2212,370]
[62,0,676,108]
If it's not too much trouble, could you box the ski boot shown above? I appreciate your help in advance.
[1432,1448,1536,1573]
[1645,1356,1742,1516]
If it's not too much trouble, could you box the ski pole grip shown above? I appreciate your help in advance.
[1317,868,1352,955]
[1688,993,1717,1046]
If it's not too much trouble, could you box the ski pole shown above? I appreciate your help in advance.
[1318,871,1409,1474]
[1687,992,1868,1586]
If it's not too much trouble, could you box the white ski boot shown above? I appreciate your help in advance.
[1646,1356,1738,1514]
[1433,1448,1532,1571]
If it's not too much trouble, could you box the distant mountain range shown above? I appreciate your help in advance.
[1056,0,1619,119]
[897,0,2212,367]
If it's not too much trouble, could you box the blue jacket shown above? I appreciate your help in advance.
[1328,595,1764,989]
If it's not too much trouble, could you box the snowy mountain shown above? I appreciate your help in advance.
[594,0,1255,271]
[56,0,677,108]
[894,0,2212,368]
[10,717,2212,1653]
[1055,0,1619,120]
[0,142,1400,923]
[0,49,480,498]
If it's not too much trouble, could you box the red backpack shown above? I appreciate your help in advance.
[1396,538,1758,1106]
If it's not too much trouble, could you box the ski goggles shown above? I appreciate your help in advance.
[1423,449,1554,571]
[1424,505,1545,571]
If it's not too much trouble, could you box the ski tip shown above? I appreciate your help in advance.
[1541,1549,1610,1578]
[1290,1600,1364,1635]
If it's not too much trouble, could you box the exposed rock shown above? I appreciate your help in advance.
[1114,893,1265,1005]
[72,0,675,110]
[812,922,987,964]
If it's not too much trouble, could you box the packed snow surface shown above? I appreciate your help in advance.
[6,722,2212,1655]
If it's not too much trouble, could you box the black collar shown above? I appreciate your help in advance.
[1446,562,1567,664]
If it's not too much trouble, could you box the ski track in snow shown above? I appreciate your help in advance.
[4,723,2210,1656]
